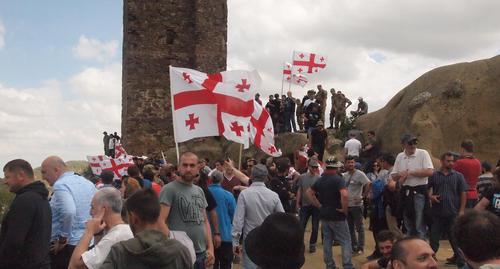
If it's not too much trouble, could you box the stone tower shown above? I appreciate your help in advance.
[122,0,227,156]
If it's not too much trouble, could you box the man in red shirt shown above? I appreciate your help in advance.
[453,139,481,208]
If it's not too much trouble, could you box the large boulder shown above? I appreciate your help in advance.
[357,55,500,162]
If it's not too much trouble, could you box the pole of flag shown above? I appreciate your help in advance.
[161,150,167,165]
[238,143,243,170]
[281,70,285,96]
[169,65,180,164]
[288,51,294,94]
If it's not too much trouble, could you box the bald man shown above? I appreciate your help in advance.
[41,156,97,269]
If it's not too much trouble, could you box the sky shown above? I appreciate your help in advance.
[1,0,499,176]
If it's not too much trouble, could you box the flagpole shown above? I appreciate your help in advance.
[161,150,167,165]
[169,65,180,164]
[281,69,285,96]
[238,143,243,170]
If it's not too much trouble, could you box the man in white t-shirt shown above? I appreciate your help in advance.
[69,187,133,269]
[344,132,362,158]
[391,134,433,238]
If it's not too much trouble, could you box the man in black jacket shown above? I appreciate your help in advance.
[0,159,52,269]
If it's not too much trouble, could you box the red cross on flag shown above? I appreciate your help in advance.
[250,100,282,157]
[170,66,261,147]
[283,62,292,81]
[283,62,308,87]
[114,143,128,159]
[99,155,135,179]
[292,51,327,74]
[86,155,109,176]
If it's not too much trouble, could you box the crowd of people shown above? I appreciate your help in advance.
[1,134,500,269]
[259,84,368,134]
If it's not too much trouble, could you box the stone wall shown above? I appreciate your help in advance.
[122,0,227,156]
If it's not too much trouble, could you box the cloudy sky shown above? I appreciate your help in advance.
[1,0,499,176]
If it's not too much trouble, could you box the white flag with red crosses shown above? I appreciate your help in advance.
[250,100,282,157]
[292,51,327,74]
[170,66,261,147]
[86,155,109,176]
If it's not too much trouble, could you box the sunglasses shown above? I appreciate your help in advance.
[310,166,319,168]
[407,140,418,146]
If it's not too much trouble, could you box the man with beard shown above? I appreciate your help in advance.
[159,152,215,269]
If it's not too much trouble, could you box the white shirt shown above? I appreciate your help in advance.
[391,148,434,187]
[169,230,196,265]
[82,224,134,269]
[344,138,362,157]
[303,99,316,108]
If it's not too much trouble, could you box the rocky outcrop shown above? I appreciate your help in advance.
[357,55,500,162]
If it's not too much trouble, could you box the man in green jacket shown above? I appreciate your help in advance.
[101,189,193,269]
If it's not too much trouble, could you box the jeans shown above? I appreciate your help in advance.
[347,206,365,251]
[430,215,464,266]
[403,193,427,238]
[299,205,320,247]
[322,220,353,269]
[385,206,403,238]
[242,241,257,269]
[214,242,233,269]
[194,251,206,269]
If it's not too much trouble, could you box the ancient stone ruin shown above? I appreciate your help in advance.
[121,0,227,156]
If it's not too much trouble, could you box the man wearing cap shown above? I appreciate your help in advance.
[391,134,434,238]
[232,164,284,269]
[307,158,354,269]
[208,171,237,269]
[310,120,328,161]
[296,159,321,253]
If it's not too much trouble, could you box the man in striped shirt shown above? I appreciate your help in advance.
[428,152,467,267]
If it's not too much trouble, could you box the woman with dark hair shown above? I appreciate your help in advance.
[366,161,382,181]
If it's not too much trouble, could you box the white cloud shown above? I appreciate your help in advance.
[0,63,121,176]
[0,21,5,49]
[227,0,500,112]
[72,35,118,62]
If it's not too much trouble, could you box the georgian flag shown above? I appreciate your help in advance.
[283,62,292,81]
[292,51,327,74]
[86,155,109,176]
[250,100,282,157]
[170,66,261,148]
[114,143,128,159]
[99,156,135,179]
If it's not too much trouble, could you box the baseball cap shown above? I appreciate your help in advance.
[401,134,418,144]
[325,157,342,168]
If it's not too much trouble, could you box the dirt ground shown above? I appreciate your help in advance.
[234,219,455,269]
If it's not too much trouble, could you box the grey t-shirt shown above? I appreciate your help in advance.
[342,170,370,207]
[159,180,208,253]
[296,172,320,206]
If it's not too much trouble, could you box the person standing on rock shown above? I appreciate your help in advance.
[391,134,434,239]
[328,88,337,129]
[453,139,481,208]
[334,92,352,129]
[0,159,52,269]
[295,97,304,131]
[309,120,328,161]
[103,131,110,156]
[315,84,328,122]
[284,91,297,132]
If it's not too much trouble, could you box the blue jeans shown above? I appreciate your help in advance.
[322,220,353,269]
[242,241,257,269]
[347,206,365,251]
[403,193,427,238]
[299,205,320,247]
[194,251,206,269]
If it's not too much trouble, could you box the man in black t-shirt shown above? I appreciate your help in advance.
[361,230,400,269]
[475,167,500,217]
[310,121,328,161]
[307,158,353,269]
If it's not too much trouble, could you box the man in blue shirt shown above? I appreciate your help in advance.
[208,170,236,269]
[41,156,97,269]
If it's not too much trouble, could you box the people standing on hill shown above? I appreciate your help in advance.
[427,152,466,267]
[0,159,52,269]
[41,156,97,269]
[391,134,434,239]
[103,131,110,156]
[254,93,262,106]
[453,139,481,208]
[232,164,284,269]
[304,103,321,136]
[296,159,321,253]
[307,157,353,269]
[315,84,328,122]
[108,134,117,158]
[295,97,304,131]
[343,156,371,255]
[284,91,297,132]
[68,187,133,269]
[310,121,328,161]
[328,88,337,129]
[334,92,352,129]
